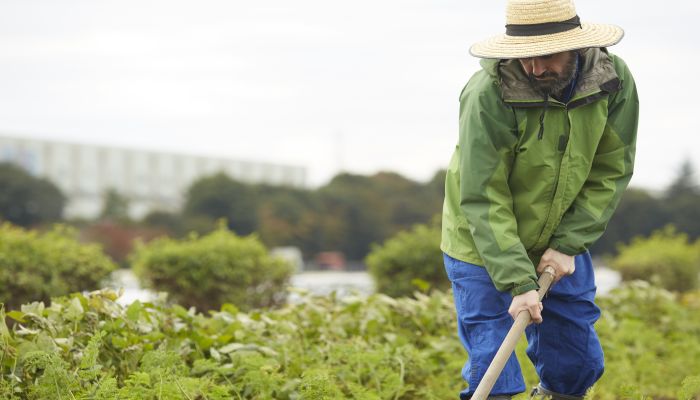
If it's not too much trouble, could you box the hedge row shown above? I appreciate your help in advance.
[0,223,293,312]
[2,221,699,313]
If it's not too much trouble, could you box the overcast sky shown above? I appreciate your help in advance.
[1,0,698,189]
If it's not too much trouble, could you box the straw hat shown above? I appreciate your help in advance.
[470,0,624,59]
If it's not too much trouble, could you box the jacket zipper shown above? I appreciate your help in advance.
[533,105,570,251]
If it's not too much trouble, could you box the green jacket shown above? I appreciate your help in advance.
[441,48,639,296]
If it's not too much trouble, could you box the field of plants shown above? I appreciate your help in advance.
[1,282,699,399]
[1,221,699,399]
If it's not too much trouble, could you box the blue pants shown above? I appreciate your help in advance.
[443,252,604,398]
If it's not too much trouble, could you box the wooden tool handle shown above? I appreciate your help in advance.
[471,266,556,400]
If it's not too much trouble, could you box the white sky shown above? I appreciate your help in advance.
[1,0,698,189]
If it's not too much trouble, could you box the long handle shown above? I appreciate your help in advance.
[471,266,556,400]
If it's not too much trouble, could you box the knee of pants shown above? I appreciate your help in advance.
[528,317,605,395]
[540,356,604,396]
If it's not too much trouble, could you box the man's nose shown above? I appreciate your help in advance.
[532,59,547,77]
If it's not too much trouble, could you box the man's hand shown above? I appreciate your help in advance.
[508,290,543,324]
[537,247,575,283]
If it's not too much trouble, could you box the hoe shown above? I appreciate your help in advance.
[471,266,556,400]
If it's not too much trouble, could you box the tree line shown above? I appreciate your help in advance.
[169,170,446,261]
[0,160,698,262]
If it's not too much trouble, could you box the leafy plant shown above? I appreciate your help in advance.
[592,281,700,399]
[366,222,448,297]
[610,226,700,292]
[0,282,699,399]
[0,288,464,399]
[0,223,117,310]
[131,223,293,311]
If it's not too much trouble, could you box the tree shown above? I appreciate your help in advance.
[0,163,65,227]
[318,173,392,260]
[141,210,185,235]
[427,169,447,199]
[183,173,258,235]
[593,188,667,255]
[664,159,700,240]
[100,189,130,221]
[369,172,442,231]
[255,185,322,255]
[666,159,699,198]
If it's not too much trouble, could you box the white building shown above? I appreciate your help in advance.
[0,134,306,219]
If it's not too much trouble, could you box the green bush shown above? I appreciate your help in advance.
[0,223,117,310]
[366,223,448,297]
[131,224,293,311]
[610,226,700,292]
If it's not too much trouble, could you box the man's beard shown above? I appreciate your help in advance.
[527,53,578,97]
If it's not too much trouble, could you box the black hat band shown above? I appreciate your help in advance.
[506,15,582,36]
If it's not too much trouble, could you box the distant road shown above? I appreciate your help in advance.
[110,267,621,306]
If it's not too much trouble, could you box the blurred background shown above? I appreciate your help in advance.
[1,0,698,304]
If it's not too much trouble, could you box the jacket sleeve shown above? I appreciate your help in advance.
[458,83,539,296]
[549,59,640,255]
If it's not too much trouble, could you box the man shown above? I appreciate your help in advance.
[441,0,639,399]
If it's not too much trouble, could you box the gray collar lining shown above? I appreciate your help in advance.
[496,48,620,104]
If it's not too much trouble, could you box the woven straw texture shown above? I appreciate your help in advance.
[506,0,576,24]
[470,0,624,59]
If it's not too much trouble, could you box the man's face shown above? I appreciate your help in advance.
[518,51,577,96]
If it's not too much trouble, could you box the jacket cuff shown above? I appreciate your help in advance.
[548,239,582,256]
[510,280,539,297]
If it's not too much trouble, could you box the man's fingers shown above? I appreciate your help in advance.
[508,303,544,324]
[538,248,575,281]
[529,302,543,324]
[507,306,519,321]
[508,305,526,321]
[509,290,543,324]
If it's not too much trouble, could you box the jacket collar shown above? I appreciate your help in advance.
[480,47,621,108]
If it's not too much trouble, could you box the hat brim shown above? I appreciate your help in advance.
[470,22,624,59]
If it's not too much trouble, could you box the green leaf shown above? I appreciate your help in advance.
[220,303,239,315]
[218,343,244,354]
[6,310,26,323]
[111,336,128,349]
[126,301,143,322]
[65,297,85,321]
[411,278,431,293]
